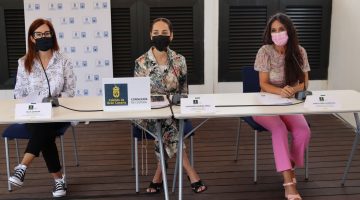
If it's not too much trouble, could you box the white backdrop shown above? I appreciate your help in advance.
[24,0,113,97]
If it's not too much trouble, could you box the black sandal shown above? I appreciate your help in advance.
[146,181,163,194]
[190,180,207,193]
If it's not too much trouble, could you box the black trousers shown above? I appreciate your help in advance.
[25,122,69,173]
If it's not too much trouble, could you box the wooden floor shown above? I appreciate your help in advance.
[0,114,360,199]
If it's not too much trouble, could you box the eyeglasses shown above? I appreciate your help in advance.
[33,31,53,39]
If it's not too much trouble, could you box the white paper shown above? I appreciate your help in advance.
[257,93,293,105]
[15,102,52,120]
[304,94,341,110]
[181,95,215,114]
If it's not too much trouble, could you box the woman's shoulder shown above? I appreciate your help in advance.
[258,45,274,54]
[135,48,152,65]
[54,51,70,61]
[169,48,184,59]
[298,45,307,53]
[18,55,26,64]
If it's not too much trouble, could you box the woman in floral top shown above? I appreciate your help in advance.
[9,19,75,198]
[253,13,311,200]
[134,18,207,194]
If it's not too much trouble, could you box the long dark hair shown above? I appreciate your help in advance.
[263,13,304,86]
[24,18,59,73]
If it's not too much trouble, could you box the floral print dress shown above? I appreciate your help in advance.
[134,47,187,159]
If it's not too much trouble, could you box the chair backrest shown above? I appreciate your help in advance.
[241,66,267,131]
[242,66,260,93]
[2,123,69,139]
[133,120,194,140]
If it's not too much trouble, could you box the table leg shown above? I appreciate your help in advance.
[156,121,169,200]
[341,112,360,186]
[178,119,185,200]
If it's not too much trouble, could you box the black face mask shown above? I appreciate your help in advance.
[151,35,171,52]
[35,37,54,51]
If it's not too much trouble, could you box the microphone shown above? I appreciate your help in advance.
[171,74,188,105]
[38,55,59,107]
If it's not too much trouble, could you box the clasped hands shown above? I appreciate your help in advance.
[280,85,297,98]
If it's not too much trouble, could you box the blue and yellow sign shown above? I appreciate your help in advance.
[104,84,128,106]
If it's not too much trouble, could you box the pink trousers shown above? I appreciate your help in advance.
[253,115,311,172]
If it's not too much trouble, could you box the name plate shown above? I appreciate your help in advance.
[304,94,341,110]
[180,95,215,114]
[15,103,52,120]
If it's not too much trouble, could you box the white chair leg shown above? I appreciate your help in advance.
[131,127,135,170]
[135,137,139,193]
[172,152,179,193]
[254,130,258,184]
[60,136,67,188]
[71,126,79,167]
[15,139,20,164]
[190,136,194,166]
[234,118,242,161]
[305,145,309,181]
[5,138,12,191]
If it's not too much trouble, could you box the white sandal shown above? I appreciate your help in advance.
[283,182,302,200]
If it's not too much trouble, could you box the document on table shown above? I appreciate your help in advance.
[304,94,341,109]
[257,93,293,105]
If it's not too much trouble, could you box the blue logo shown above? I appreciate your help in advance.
[104,31,109,38]
[71,47,76,53]
[93,46,98,53]
[80,2,85,9]
[59,32,64,39]
[94,75,100,81]
[81,32,86,38]
[69,17,75,24]
[35,4,40,10]
[77,90,82,96]
[82,60,88,67]
[92,17,97,23]
[105,60,110,66]
[84,89,89,96]
[102,2,108,8]
[57,3,63,10]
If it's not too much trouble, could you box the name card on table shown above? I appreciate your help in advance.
[15,103,52,120]
[180,95,215,114]
[304,94,341,110]
[102,77,151,112]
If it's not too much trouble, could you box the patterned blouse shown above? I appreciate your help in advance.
[254,45,310,88]
[134,47,187,159]
[14,51,76,100]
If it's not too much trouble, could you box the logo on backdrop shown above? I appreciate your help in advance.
[104,84,128,106]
